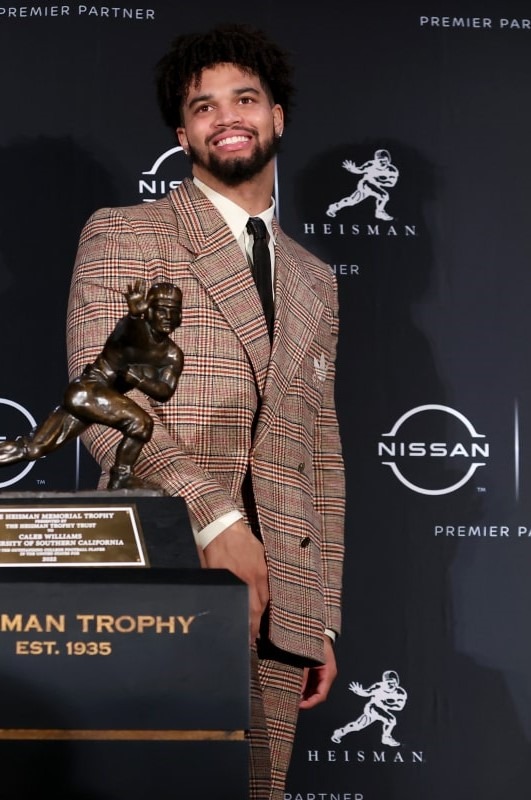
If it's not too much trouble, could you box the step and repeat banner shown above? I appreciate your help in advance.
[1,1,531,798]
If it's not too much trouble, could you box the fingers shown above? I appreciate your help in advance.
[300,638,337,710]
[249,572,270,641]
[126,279,147,297]
[202,520,269,643]
[299,675,328,709]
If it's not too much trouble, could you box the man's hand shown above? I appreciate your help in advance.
[299,636,337,710]
[203,519,269,642]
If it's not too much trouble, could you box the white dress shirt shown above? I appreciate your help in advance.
[189,177,275,550]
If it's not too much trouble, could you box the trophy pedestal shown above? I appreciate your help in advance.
[0,493,249,798]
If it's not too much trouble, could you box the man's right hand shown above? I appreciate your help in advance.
[203,519,269,642]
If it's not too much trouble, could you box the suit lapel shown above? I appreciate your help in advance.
[168,180,324,425]
[169,180,271,392]
[254,228,324,444]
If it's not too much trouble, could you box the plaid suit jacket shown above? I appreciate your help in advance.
[67,178,345,664]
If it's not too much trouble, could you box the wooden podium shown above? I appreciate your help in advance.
[0,493,249,800]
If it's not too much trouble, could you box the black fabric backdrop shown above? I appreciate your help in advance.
[1,2,531,797]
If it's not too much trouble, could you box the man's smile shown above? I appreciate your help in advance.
[215,134,250,147]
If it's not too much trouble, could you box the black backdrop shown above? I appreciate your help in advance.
[2,2,531,798]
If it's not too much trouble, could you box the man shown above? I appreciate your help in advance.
[0,281,183,490]
[67,24,345,800]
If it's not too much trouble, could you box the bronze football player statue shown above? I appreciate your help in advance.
[0,280,183,490]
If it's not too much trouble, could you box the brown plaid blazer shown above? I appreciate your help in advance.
[67,178,345,664]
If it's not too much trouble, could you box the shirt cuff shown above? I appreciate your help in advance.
[325,629,336,643]
[191,510,244,550]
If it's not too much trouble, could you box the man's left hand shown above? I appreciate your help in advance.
[299,636,337,710]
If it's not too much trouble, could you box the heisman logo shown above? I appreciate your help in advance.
[331,670,407,748]
[0,398,37,488]
[326,149,399,221]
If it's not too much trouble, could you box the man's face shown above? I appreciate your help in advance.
[147,297,182,335]
[177,63,284,187]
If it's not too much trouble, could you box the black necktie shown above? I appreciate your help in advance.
[246,216,274,340]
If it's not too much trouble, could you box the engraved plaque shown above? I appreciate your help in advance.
[0,504,148,567]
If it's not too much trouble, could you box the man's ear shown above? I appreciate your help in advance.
[177,128,189,154]
[273,104,284,138]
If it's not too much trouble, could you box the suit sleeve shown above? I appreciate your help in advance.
[313,272,345,636]
[66,207,243,530]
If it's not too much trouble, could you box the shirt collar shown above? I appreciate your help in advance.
[193,177,276,243]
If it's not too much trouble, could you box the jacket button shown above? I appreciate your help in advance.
[297,462,305,473]
[300,537,311,548]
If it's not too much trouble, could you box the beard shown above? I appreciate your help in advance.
[188,131,280,187]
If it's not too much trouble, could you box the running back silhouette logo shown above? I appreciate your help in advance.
[331,670,408,747]
[326,149,399,221]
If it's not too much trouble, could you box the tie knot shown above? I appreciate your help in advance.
[246,216,267,240]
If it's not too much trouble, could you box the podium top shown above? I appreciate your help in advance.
[0,492,200,569]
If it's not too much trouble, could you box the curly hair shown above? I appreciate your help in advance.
[155,23,295,130]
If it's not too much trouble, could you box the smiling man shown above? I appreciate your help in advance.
[67,24,345,800]
[177,61,283,191]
